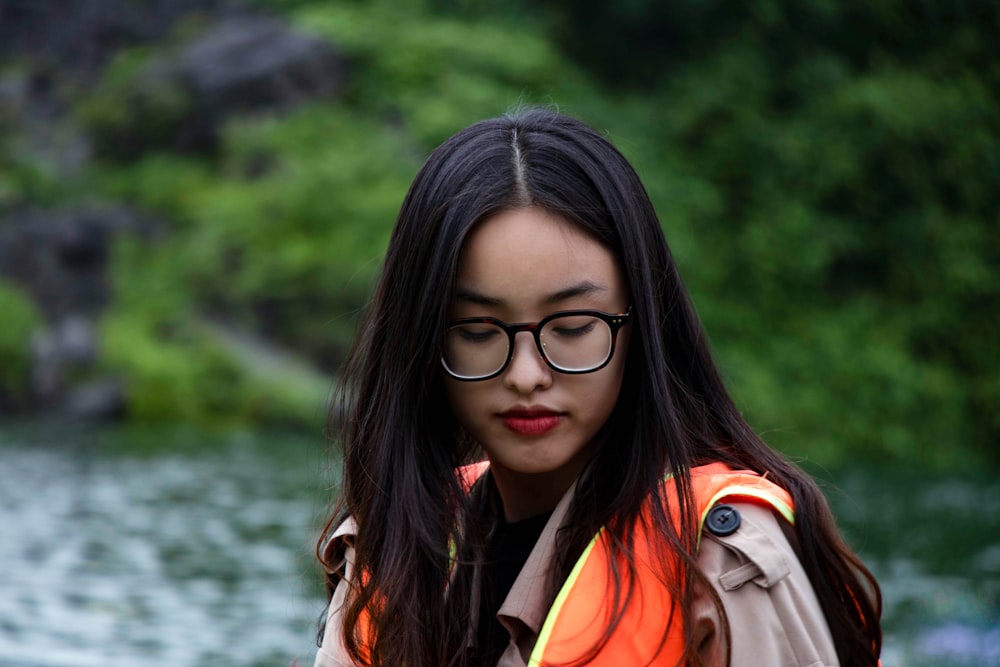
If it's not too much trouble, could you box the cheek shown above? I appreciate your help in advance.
[572,365,627,423]
[593,351,630,416]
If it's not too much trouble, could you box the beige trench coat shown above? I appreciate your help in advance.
[313,492,838,667]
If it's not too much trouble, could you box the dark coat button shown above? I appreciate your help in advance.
[705,504,741,537]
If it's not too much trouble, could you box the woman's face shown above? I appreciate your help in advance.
[444,207,631,518]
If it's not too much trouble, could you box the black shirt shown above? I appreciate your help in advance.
[473,509,553,665]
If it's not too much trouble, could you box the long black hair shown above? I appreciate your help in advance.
[319,108,881,666]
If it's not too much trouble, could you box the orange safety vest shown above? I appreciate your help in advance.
[527,462,794,666]
[352,463,796,665]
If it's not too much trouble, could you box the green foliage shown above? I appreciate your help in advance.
[99,238,330,429]
[90,153,215,224]
[4,0,993,465]
[0,281,41,399]
[75,47,193,160]
[189,119,397,362]
[98,235,216,422]
[102,309,244,423]
[0,64,83,208]
[622,7,1000,466]
[91,7,578,385]
[101,304,329,429]
[292,3,568,146]
[0,158,64,209]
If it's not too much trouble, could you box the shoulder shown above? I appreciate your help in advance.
[694,502,839,667]
[314,517,361,667]
[699,502,796,590]
[320,517,358,573]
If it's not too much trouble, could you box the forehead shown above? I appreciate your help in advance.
[455,207,625,304]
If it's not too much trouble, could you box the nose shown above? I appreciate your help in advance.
[502,331,552,394]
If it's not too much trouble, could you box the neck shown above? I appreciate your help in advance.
[491,466,580,522]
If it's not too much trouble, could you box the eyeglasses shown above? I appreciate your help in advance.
[441,308,632,381]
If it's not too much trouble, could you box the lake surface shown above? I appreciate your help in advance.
[1,424,997,666]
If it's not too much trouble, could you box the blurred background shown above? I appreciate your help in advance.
[0,0,997,665]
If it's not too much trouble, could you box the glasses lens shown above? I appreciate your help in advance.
[540,314,613,372]
[442,322,508,379]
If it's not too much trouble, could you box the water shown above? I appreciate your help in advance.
[0,425,331,667]
[1,425,997,666]
[826,465,1000,666]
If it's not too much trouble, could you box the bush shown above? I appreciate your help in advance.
[0,280,41,401]
[45,0,996,466]
[75,48,194,160]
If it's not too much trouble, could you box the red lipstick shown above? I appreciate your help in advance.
[499,407,563,436]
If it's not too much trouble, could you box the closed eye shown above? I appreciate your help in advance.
[456,327,501,343]
[550,321,596,337]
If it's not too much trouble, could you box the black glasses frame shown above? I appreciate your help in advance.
[441,307,632,381]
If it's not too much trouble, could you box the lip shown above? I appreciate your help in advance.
[498,406,564,436]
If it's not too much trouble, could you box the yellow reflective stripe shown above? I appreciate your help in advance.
[527,527,606,666]
[697,485,795,547]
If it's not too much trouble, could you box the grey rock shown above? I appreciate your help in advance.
[30,327,64,404]
[88,12,349,157]
[29,317,100,405]
[62,378,126,420]
[0,0,225,77]
[0,204,158,320]
[54,316,98,366]
[0,67,92,181]
[176,15,347,114]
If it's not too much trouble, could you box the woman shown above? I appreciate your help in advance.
[314,109,881,666]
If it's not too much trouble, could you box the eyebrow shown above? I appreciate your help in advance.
[454,280,608,307]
